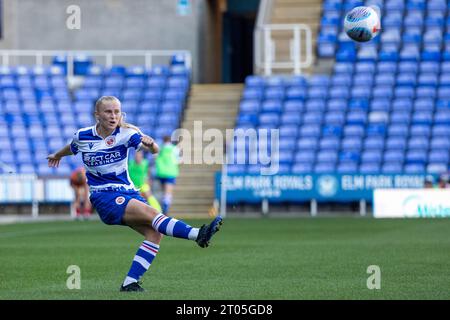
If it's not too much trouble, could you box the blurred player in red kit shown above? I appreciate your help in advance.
[70,167,93,219]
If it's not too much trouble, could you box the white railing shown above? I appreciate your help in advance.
[0,174,73,218]
[0,49,192,79]
[254,24,313,76]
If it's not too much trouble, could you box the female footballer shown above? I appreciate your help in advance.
[47,96,223,292]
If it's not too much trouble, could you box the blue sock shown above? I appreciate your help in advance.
[123,240,159,286]
[152,213,199,240]
[162,195,172,214]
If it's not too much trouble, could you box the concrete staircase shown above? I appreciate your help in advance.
[170,84,243,218]
[269,0,323,75]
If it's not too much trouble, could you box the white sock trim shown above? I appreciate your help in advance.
[188,227,199,240]
[123,276,137,287]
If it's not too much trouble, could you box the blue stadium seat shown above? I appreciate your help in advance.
[261,100,283,113]
[343,125,365,138]
[364,137,384,150]
[373,86,394,100]
[139,101,159,114]
[426,163,448,174]
[400,45,420,61]
[379,44,400,61]
[292,163,313,174]
[324,112,345,125]
[329,86,350,99]
[351,86,372,99]
[339,150,360,162]
[294,151,315,164]
[314,162,336,173]
[104,75,124,88]
[341,137,362,151]
[332,74,352,87]
[383,9,403,25]
[431,137,450,149]
[412,109,433,123]
[377,62,397,74]
[286,76,307,88]
[136,114,156,128]
[346,111,367,125]
[142,89,163,101]
[414,98,434,112]
[125,77,146,89]
[434,111,450,125]
[361,150,383,163]
[147,65,170,77]
[359,162,380,173]
[305,99,326,112]
[303,112,323,125]
[160,101,183,113]
[319,137,340,151]
[334,62,354,74]
[300,125,321,138]
[322,124,342,137]
[245,75,264,88]
[375,73,395,86]
[408,137,430,150]
[281,112,302,125]
[264,76,284,88]
[327,99,347,112]
[382,162,403,173]
[279,125,299,138]
[370,98,390,112]
[368,111,389,123]
[285,87,307,100]
[227,165,246,174]
[297,137,319,150]
[240,100,260,113]
[416,86,437,100]
[147,76,167,89]
[428,150,449,163]
[385,138,405,154]
[432,125,450,137]
[337,162,358,173]
[283,100,304,113]
[404,163,425,173]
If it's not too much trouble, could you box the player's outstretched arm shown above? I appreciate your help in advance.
[141,135,159,154]
[47,144,73,168]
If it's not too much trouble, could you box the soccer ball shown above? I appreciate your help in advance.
[344,6,381,42]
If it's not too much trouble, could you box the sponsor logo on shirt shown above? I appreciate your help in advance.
[83,150,125,166]
[115,196,125,205]
[106,136,116,147]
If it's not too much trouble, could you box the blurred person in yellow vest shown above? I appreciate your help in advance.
[128,150,162,212]
[155,136,179,214]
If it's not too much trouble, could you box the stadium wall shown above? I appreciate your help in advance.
[0,0,210,82]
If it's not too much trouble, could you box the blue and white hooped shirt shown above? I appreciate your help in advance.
[70,125,143,192]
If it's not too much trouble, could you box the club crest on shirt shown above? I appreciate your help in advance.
[105,136,116,147]
[115,196,125,205]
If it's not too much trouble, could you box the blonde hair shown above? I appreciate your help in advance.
[94,96,143,134]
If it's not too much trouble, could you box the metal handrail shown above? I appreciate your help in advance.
[254,23,313,75]
[0,49,192,79]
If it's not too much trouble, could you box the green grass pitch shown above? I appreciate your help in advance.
[0,217,449,300]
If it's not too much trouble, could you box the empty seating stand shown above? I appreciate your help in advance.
[231,67,449,174]
[226,0,450,175]
[0,57,190,176]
